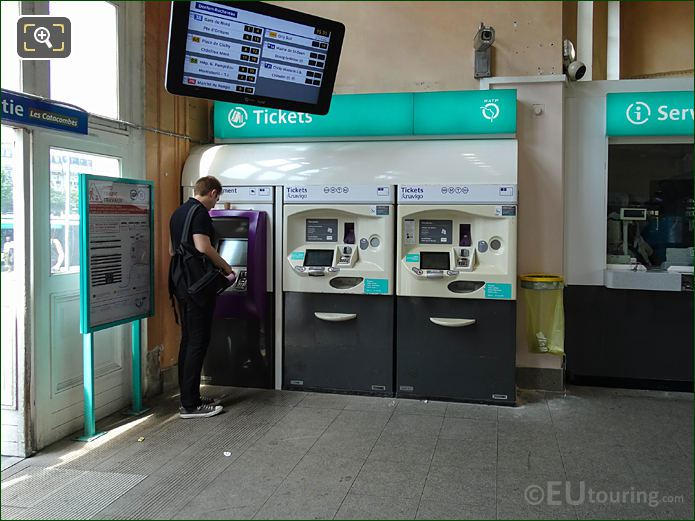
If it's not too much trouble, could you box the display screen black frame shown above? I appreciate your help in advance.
[212,216,249,239]
[420,251,450,270]
[165,1,345,115]
[303,249,335,267]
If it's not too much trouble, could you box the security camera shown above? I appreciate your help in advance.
[474,23,495,51]
[474,23,495,78]
[566,61,587,81]
[562,39,586,81]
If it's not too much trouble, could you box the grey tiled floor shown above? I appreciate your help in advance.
[1,386,692,520]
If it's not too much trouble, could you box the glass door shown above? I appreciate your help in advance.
[1,125,29,457]
[32,129,134,449]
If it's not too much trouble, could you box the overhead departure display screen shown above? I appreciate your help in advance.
[165,1,345,115]
[303,249,334,267]
[420,252,450,271]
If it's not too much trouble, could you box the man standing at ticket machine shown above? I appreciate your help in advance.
[169,176,236,418]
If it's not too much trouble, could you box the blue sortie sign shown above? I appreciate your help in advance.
[1,89,88,135]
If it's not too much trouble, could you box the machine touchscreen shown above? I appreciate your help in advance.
[303,249,334,267]
[218,239,248,266]
[420,251,450,270]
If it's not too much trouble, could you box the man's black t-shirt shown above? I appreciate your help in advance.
[170,198,214,250]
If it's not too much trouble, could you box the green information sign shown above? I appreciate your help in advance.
[364,278,389,294]
[214,89,517,140]
[484,283,512,300]
[606,91,694,136]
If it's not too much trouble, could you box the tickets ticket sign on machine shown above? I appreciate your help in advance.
[283,184,395,395]
[396,183,518,404]
[200,186,274,389]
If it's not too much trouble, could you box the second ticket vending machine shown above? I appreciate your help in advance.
[396,183,518,404]
[283,184,395,395]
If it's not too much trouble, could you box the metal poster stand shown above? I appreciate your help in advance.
[76,175,154,441]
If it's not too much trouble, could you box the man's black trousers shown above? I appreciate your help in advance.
[177,297,215,409]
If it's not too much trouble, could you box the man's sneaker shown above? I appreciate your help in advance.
[200,396,220,406]
[179,404,223,419]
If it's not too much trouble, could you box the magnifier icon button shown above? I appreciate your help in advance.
[34,26,53,49]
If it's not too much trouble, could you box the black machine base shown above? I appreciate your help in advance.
[202,297,274,389]
[396,296,516,405]
[283,292,394,395]
[565,285,693,389]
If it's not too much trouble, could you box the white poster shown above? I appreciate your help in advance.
[85,179,152,330]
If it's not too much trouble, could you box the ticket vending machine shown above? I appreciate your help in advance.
[396,184,518,404]
[202,186,274,388]
[283,185,395,395]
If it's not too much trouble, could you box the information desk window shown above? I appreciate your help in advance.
[607,143,693,268]
[420,251,450,271]
[219,239,248,267]
[303,249,334,267]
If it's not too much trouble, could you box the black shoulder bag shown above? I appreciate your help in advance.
[168,204,231,314]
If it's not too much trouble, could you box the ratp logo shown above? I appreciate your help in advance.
[129,188,146,202]
[227,107,248,129]
[626,101,650,125]
[480,102,500,122]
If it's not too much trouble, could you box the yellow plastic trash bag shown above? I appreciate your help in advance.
[520,274,564,355]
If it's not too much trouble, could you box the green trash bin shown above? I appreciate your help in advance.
[520,274,564,355]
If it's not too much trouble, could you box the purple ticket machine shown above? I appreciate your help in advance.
[201,209,273,388]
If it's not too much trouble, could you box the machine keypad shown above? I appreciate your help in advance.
[235,270,248,290]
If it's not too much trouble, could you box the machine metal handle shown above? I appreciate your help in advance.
[429,317,476,328]
[314,312,357,322]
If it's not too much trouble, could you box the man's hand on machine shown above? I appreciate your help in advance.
[225,268,236,283]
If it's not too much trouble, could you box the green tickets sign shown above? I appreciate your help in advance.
[214,89,517,140]
[215,93,413,139]
[606,91,694,136]
[413,89,517,135]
